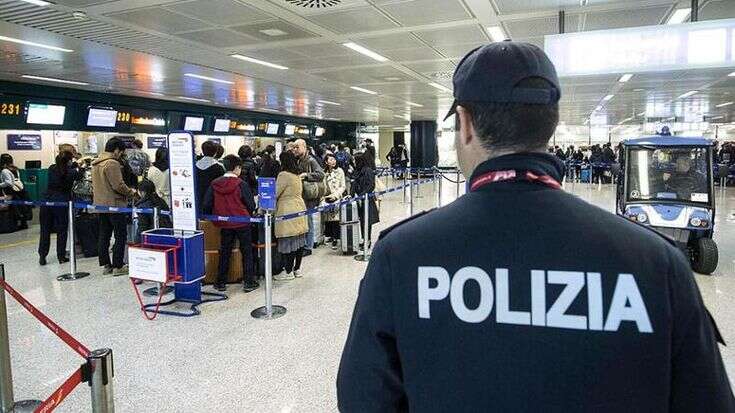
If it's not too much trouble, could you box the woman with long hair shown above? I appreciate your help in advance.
[147,147,170,207]
[351,153,380,248]
[273,151,308,280]
[237,145,258,195]
[38,151,82,265]
[323,153,346,249]
[0,153,29,231]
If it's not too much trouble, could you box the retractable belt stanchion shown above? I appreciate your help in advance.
[0,265,45,412]
[415,170,422,199]
[251,212,286,320]
[354,193,371,262]
[57,201,90,282]
[402,172,408,204]
[410,179,415,216]
[153,207,159,229]
[89,348,115,413]
[437,169,443,208]
[456,169,461,198]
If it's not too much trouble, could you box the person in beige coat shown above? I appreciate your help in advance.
[274,151,308,281]
[91,137,137,275]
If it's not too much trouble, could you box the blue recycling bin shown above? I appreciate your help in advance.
[142,228,204,303]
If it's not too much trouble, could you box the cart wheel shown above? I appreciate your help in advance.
[692,238,718,275]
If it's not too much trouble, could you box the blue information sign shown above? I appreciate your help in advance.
[258,177,276,210]
[7,134,41,150]
[147,136,168,149]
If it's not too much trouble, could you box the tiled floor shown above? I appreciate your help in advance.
[0,178,733,412]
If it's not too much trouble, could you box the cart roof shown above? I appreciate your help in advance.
[623,136,714,147]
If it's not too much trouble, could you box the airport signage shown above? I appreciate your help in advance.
[147,136,167,149]
[168,132,198,231]
[7,134,41,150]
[258,177,276,211]
[545,18,735,76]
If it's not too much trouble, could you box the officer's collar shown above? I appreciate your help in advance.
[469,152,565,188]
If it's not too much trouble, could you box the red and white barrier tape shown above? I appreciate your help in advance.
[34,367,84,413]
[0,280,90,358]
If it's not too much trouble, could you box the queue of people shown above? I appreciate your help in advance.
[2,136,382,292]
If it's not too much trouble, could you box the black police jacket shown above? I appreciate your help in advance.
[337,152,734,413]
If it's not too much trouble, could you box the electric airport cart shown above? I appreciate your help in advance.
[617,136,718,274]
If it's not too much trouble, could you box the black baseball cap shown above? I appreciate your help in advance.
[443,41,561,121]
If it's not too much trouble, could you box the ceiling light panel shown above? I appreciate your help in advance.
[231,54,288,70]
[486,26,507,42]
[0,35,73,52]
[429,82,452,93]
[22,75,88,85]
[178,96,211,102]
[342,42,388,62]
[184,73,234,84]
[716,102,733,108]
[19,0,50,5]
[678,90,698,99]
[618,74,633,82]
[350,86,378,95]
[317,100,341,106]
[667,8,691,25]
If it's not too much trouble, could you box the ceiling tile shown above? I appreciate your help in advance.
[413,25,487,48]
[165,0,275,26]
[494,0,621,14]
[402,60,456,74]
[377,0,471,26]
[106,7,208,35]
[505,15,578,38]
[176,29,258,48]
[286,42,351,58]
[701,0,735,20]
[231,20,318,41]
[583,7,669,31]
[356,32,424,52]
[383,46,444,61]
[306,6,397,34]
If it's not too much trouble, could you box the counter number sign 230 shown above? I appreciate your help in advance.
[0,103,21,116]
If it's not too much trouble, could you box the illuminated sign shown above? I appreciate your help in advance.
[87,108,118,127]
[213,118,230,132]
[130,109,165,127]
[27,103,65,125]
[284,124,296,135]
[117,111,131,123]
[231,121,255,131]
[545,18,735,76]
[0,102,22,117]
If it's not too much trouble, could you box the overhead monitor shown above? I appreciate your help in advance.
[26,103,66,125]
[184,116,204,132]
[87,108,118,127]
[315,127,325,137]
[213,118,230,133]
[284,124,296,135]
[266,123,279,135]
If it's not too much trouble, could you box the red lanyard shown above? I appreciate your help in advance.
[470,170,562,192]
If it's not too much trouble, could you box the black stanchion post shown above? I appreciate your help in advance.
[437,169,443,208]
[57,201,90,282]
[153,207,159,229]
[456,169,461,199]
[402,171,408,204]
[88,348,115,413]
[252,213,286,319]
[410,179,415,216]
[354,193,371,262]
[415,170,423,199]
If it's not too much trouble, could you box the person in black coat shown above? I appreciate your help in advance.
[258,145,281,178]
[135,179,172,235]
[351,153,379,247]
[195,140,225,212]
[238,145,258,195]
[38,151,82,265]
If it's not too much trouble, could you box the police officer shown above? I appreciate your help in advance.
[337,42,734,412]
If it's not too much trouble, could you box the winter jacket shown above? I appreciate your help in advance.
[274,171,308,239]
[147,165,170,207]
[136,193,172,232]
[44,164,82,202]
[91,152,136,209]
[297,152,325,209]
[195,157,225,212]
[351,166,379,226]
[323,167,347,222]
[202,174,255,229]
[239,157,258,196]
[259,155,281,178]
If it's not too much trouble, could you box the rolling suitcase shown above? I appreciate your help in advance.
[580,168,591,183]
[312,211,325,247]
[75,213,98,257]
[254,223,283,277]
[340,201,361,255]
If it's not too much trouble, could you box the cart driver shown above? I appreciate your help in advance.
[337,41,734,412]
[665,155,702,200]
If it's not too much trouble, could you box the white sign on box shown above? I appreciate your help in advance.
[129,247,168,283]
[168,132,198,231]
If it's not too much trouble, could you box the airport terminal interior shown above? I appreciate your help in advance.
[0,0,733,411]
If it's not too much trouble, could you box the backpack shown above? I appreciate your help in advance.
[335,151,349,170]
[72,169,94,203]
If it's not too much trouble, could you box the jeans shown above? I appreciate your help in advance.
[38,205,68,260]
[283,247,304,273]
[218,227,254,286]
[305,214,314,250]
[98,213,127,268]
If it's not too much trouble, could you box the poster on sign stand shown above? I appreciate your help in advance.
[128,132,227,319]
